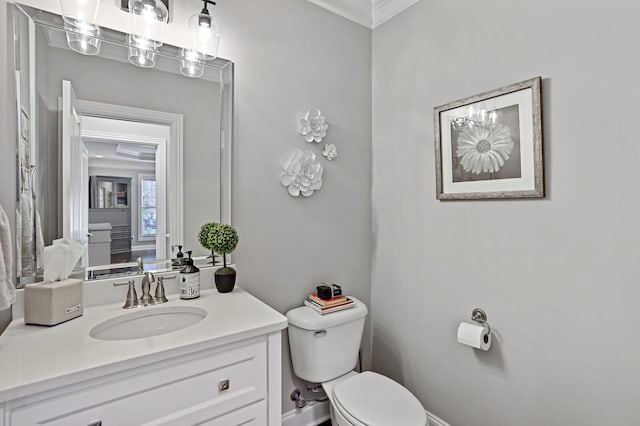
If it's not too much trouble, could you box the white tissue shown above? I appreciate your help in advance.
[43,238,85,282]
[457,321,491,351]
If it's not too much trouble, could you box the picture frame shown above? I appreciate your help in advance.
[434,77,543,200]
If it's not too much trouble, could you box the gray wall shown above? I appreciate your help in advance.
[372,0,640,425]
[218,0,372,413]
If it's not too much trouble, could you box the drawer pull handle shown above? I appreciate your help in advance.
[219,379,230,392]
[87,421,102,426]
[314,330,327,337]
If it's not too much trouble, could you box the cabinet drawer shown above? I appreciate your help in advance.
[110,238,131,252]
[89,230,111,243]
[110,226,130,238]
[155,399,266,426]
[9,340,267,426]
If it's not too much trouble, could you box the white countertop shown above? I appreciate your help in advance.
[0,287,288,402]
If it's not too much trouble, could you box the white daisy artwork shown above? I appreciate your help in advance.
[434,77,544,200]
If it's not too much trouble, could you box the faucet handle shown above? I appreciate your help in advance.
[122,280,139,309]
[154,276,169,304]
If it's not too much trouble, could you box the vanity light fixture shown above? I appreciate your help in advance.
[179,0,220,78]
[127,0,168,67]
[127,34,157,68]
[180,48,205,78]
[59,0,102,55]
[188,0,221,59]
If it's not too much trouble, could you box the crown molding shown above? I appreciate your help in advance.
[307,0,419,29]
[372,0,420,28]
[307,0,372,28]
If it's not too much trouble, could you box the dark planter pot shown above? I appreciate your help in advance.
[215,267,236,293]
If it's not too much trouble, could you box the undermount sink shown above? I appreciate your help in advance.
[90,306,207,341]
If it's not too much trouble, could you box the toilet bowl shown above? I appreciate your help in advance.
[286,297,427,426]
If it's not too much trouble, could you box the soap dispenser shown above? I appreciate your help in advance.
[180,251,200,299]
[172,245,185,268]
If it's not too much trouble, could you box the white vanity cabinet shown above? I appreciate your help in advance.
[0,288,287,426]
[5,339,268,426]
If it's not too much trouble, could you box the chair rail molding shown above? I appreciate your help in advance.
[306,0,420,28]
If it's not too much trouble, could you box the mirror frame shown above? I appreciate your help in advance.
[12,3,234,287]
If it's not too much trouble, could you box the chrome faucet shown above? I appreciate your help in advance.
[139,272,156,306]
[137,257,144,274]
[114,272,174,309]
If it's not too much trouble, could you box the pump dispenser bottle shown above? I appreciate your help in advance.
[180,251,200,299]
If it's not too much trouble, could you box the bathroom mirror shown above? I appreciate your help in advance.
[12,4,233,286]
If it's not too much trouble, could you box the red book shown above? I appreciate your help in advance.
[309,293,348,306]
[304,298,354,315]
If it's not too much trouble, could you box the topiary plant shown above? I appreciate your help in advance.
[198,222,239,268]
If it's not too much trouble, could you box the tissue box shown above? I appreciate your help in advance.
[24,279,83,326]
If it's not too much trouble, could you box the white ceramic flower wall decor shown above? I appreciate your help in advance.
[281,148,324,197]
[299,109,328,143]
[322,143,338,161]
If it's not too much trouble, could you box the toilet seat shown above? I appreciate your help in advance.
[332,371,427,426]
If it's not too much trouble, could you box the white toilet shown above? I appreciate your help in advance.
[286,297,427,426]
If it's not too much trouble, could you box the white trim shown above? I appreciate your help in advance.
[267,332,283,426]
[89,159,155,171]
[82,129,167,146]
[427,409,451,426]
[131,244,156,251]
[307,0,372,28]
[305,0,420,29]
[372,0,420,28]
[137,174,158,244]
[281,401,331,426]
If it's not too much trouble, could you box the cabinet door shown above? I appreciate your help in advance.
[8,341,267,426]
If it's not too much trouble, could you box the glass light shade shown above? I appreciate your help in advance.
[128,0,168,48]
[180,49,205,78]
[59,0,101,26]
[127,34,156,68]
[188,12,221,60]
[64,21,101,55]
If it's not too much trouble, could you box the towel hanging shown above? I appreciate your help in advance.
[0,202,15,310]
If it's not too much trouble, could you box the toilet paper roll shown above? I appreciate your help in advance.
[457,321,491,351]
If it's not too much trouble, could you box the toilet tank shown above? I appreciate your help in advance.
[286,297,368,383]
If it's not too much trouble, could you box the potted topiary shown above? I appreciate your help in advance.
[197,222,218,264]
[198,222,239,293]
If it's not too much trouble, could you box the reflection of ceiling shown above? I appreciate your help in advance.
[306,0,420,28]
[83,116,163,171]
[85,141,156,163]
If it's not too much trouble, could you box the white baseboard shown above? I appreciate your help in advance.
[131,244,155,251]
[282,401,330,426]
[427,409,451,426]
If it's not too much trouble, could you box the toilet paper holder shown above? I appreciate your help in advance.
[471,308,491,335]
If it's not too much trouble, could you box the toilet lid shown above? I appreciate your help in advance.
[332,372,426,426]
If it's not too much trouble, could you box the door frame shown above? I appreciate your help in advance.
[77,100,183,262]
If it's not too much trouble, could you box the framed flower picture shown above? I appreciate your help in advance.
[434,77,543,200]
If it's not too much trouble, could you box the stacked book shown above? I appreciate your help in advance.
[304,293,354,315]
